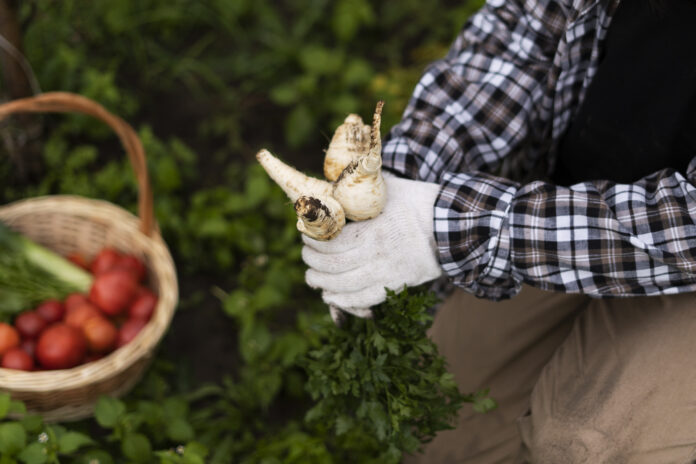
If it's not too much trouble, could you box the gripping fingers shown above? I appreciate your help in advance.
[305,267,374,293]
[322,286,387,311]
[301,222,368,254]
[302,246,365,274]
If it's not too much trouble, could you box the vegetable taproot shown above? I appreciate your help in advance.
[323,114,372,182]
[333,101,386,221]
[294,195,346,241]
[256,101,386,240]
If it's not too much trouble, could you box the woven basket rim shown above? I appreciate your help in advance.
[0,195,178,391]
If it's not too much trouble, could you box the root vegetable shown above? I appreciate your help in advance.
[256,101,387,240]
[295,195,346,241]
[333,101,385,219]
[256,149,345,239]
[332,103,385,220]
[332,158,386,221]
[255,149,333,202]
[323,114,371,182]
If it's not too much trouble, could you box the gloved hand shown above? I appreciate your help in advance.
[302,175,443,322]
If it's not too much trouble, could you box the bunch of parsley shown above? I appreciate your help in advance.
[303,287,496,462]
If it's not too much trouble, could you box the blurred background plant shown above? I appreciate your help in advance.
[0,0,487,462]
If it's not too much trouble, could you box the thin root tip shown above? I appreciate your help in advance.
[370,101,384,148]
[255,149,270,161]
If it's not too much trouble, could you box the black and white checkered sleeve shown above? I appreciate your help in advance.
[380,0,569,299]
[381,0,566,181]
[437,162,696,299]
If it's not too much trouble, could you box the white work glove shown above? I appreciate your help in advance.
[302,175,443,323]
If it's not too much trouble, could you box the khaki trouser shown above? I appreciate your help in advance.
[404,285,696,464]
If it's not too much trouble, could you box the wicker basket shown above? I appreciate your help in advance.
[0,92,178,422]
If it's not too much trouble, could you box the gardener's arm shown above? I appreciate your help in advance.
[304,160,696,308]
[434,162,696,300]
[303,0,573,312]
[381,0,563,181]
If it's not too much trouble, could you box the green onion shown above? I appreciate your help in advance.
[0,220,93,315]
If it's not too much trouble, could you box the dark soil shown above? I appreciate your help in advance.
[160,275,241,385]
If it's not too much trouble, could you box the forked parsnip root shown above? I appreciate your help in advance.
[256,101,386,241]
[295,195,346,241]
[333,100,386,221]
[256,149,333,201]
[324,114,371,182]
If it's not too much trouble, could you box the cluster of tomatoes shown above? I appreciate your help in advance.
[0,248,157,371]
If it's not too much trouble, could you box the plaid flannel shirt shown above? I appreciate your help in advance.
[382,0,696,300]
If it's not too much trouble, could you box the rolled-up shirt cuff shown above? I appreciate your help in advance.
[434,171,521,300]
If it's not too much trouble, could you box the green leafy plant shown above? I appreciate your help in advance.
[0,393,95,464]
[304,288,495,462]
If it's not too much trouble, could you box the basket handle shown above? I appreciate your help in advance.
[0,92,155,236]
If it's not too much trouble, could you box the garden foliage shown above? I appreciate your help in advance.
[0,0,490,462]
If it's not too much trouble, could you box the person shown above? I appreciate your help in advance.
[301,0,696,462]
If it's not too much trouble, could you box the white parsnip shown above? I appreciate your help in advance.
[323,114,371,182]
[256,149,333,201]
[295,195,346,241]
[333,101,385,221]
[256,101,386,241]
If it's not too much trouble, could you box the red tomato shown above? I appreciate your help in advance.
[114,255,147,282]
[89,269,138,316]
[116,319,148,348]
[90,248,121,275]
[14,312,47,339]
[128,290,157,321]
[0,324,20,356]
[2,348,34,371]
[36,324,87,369]
[65,302,102,330]
[64,293,89,313]
[66,252,89,270]
[35,299,65,324]
[20,339,36,358]
[83,316,117,353]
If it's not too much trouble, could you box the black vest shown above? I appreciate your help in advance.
[552,0,696,186]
